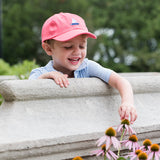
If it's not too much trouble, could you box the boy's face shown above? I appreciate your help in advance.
[50,35,87,75]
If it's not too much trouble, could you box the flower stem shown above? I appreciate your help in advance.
[117,128,125,157]
[104,154,107,160]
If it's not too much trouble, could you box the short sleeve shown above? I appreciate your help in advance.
[29,60,55,80]
[87,60,113,83]
[29,69,43,80]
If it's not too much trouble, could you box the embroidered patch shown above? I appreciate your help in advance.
[71,18,79,25]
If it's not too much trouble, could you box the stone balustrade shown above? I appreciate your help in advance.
[0,73,160,160]
[0,75,18,105]
[0,75,18,82]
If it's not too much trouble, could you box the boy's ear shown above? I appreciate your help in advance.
[42,42,53,56]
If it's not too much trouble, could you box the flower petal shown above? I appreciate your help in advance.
[97,150,104,156]
[135,142,140,150]
[121,140,128,144]
[117,124,123,133]
[131,155,137,160]
[125,124,129,132]
[96,135,106,146]
[129,126,136,134]
[90,149,101,155]
[108,150,118,160]
[125,140,131,149]
[111,137,121,150]
[106,136,111,150]
[106,152,111,160]
[132,142,136,152]
[155,152,160,160]
[127,141,132,150]
[148,152,154,160]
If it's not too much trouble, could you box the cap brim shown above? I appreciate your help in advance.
[53,29,97,42]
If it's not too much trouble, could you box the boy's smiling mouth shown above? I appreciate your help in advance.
[68,57,81,65]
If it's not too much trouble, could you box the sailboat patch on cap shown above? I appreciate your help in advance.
[71,18,79,25]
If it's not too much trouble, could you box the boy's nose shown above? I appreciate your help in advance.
[72,47,81,55]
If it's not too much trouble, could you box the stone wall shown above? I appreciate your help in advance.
[0,76,18,105]
[0,73,160,160]
[0,75,18,82]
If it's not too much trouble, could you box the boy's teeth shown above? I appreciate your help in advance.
[69,58,79,61]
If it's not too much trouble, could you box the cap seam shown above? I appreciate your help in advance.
[47,29,88,41]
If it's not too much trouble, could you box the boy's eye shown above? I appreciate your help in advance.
[80,45,85,49]
[64,45,86,49]
[64,46,72,49]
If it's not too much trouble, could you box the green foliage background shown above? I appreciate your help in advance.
[0,59,39,79]
[2,0,160,72]
[0,59,39,104]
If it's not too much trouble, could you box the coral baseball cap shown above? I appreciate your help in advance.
[41,12,97,42]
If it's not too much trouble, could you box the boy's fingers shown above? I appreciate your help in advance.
[62,77,69,88]
[124,110,130,120]
[53,76,63,87]
[49,72,69,88]
[119,109,123,120]
[54,77,60,85]
[64,74,68,78]
[119,105,127,120]
[59,76,69,88]
[130,108,137,123]
[58,78,64,88]
[119,105,137,123]
[119,107,123,120]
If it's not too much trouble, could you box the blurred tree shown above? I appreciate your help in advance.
[88,0,160,72]
[2,0,160,72]
[3,0,91,65]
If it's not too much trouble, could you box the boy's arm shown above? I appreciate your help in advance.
[108,71,137,124]
[38,71,69,88]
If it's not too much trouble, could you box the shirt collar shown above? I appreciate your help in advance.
[45,60,56,72]
[75,58,88,71]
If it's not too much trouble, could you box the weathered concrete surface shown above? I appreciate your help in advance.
[0,74,160,160]
[0,75,18,82]
[0,76,18,105]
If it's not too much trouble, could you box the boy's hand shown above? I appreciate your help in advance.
[119,103,137,124]
[38,71,69,88]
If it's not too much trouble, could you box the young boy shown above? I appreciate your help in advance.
[29,12,137,124]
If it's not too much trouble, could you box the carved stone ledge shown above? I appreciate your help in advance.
[0,74,160,160]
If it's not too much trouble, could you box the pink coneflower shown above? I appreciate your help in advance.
[140,139,152,153]
[117,119,136,135]
[91,144,118,160]
[106,150,118,160]
[127,149,142,160]
[72,156,83,160]
[148,144,160,160]
[91,144,106,156]
[121,134,140,152]
[138,152,148,160]
[96,127,121,150]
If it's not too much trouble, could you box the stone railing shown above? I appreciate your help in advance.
[0,75,18,82]
[0,73,160,160]
[0,75,18,105]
